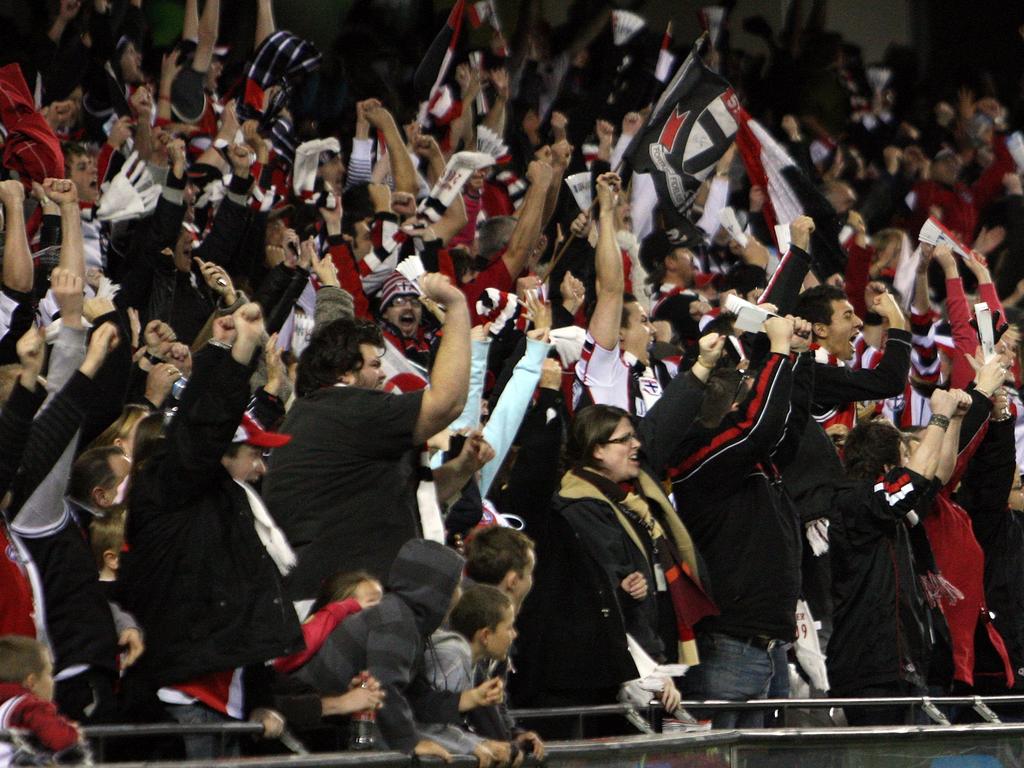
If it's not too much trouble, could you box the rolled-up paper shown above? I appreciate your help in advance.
[564,172,592,212]
[611,10,645,46]
[1008,132,1024,173]
[725,293,776,333]
[718,206,749,248]
[919,216,971,261]
[975,301,996,362]
[775,222,792,256]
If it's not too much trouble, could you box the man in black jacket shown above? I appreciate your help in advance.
[672,314,813,728]
[786,277,912,652]
[829,388,966,724]
[117,302,304,758]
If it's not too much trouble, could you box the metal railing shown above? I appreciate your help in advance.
[5,694,1024,765]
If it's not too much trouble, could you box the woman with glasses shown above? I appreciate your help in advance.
[510,331,725,732]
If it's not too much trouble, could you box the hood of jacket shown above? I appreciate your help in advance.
[388,539,465,636]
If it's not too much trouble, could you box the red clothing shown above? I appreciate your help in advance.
[273,598,362,674]
[328,239,371,320]
[450,189,483,248]
[0,683,80,753]
[924,492,1014,687]
[460,258,514,322]
[0,526,36,638]
[174,669,240,717]
[843,239,874,319]
[0,64,64,188]
[908,136,1015,241]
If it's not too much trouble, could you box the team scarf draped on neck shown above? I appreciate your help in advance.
[559,467,718,665]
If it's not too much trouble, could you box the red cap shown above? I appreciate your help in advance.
[233,414,291,448]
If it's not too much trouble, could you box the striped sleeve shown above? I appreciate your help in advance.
[345,138,374,190]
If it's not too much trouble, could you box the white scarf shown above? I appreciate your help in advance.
[234,480,296,576]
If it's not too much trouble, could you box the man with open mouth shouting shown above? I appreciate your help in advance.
[377,271,435,369]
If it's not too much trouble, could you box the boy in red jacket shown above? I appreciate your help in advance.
[0,635,87,761]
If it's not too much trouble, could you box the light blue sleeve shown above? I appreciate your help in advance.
[479,338,550,497]
[432,338,490,469]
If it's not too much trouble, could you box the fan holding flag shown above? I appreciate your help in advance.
[623,34,741,242]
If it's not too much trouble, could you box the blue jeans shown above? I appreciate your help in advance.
[681,632,789,729]
[165,703,240,760]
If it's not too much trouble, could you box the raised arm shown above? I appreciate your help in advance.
[191,0,219,74]
[588,172,624,351]
[671,317,796,486]
[43,178,85,279]
[364,101,417,197]
[413,275,470,444]
[907,389,960,480]
[501,159,553,281]
[0,181,32,294]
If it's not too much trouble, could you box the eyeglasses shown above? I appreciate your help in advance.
[390,296,421,308]
[603,432,638,445]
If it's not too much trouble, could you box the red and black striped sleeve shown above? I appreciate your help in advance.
[670,353,792,486]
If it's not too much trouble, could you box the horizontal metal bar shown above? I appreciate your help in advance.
[84,722,266,738]
[510,694,1024,718]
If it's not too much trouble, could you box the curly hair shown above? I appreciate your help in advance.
[295,318,384,396]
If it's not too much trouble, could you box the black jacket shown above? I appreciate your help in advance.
[117,345,304,692]
[828,467,935,694]
[672,352,812,641]
[958,414,1024,685]
[512,368,709,702]
[293,539,465,752]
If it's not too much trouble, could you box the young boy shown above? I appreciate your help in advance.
[0,635,88,763]
[90,509,126,584]
[464,528,545,759]
[425,585,519,766]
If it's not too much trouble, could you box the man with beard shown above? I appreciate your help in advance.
[377,271,434,368]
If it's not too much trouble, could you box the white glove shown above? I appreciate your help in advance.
[97,151,161,222]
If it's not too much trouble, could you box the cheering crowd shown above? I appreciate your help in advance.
[1,0,1024,763]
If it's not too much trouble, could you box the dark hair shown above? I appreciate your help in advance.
[698,365,744,427]
[620,292,640,329]
[341,184,373,236]
[62,142,90,172]
[0,635,47,683]
[68,446,124,505]
[449,584,513,642]
[89,509,126,573]
[567,405,632,470]
[296,318,384,397]
[310,570,378,614]
[721,264,768,297]
[465,528,535,585]
[843,420,902,480]
[794,285,848,328]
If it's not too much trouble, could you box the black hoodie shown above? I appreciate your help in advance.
[293,539,465,751]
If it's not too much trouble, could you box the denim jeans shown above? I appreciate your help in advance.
[165,703,240,759]
[681,632,789,729]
